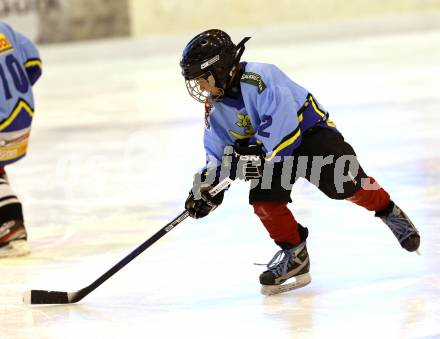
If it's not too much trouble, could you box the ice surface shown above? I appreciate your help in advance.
[1,27,439,339]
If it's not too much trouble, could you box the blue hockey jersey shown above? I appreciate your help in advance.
[0,21,42,165]
[202,62,337,172]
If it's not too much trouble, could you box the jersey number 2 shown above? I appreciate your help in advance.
[0,54,29,100]
[257,115,272,138]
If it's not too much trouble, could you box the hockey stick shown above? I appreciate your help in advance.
[23,177,233,305]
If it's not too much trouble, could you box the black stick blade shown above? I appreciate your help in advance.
[23,290,69,304]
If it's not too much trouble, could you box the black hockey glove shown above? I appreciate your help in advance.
[232,143,265,181]
[185,185,225,219]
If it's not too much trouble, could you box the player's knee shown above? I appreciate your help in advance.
[329,159,368,200]
[252,201,289,220]
[331,155,365,199]
[321,183,360,200]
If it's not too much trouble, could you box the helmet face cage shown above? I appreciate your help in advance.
[185,71,225,103]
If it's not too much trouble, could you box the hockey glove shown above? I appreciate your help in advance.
[185,185,225,219]
[233,143,265,181]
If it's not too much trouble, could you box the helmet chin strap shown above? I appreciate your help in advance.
[205,36,252,102]
[234,37,251,66]
[225,36,251,89]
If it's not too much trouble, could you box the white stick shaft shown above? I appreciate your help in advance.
[208,177,233,197]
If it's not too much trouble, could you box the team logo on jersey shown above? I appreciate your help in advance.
[229,113,255,140]
[240,72,266,94]
[0,33,14,54]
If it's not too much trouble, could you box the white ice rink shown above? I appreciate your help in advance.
[1,24,439,339]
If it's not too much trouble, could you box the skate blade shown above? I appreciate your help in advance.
[260,272,311,296]
[0,240,30,258]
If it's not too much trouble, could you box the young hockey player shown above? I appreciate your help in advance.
[180,29,420,295]
[0,22,42,258]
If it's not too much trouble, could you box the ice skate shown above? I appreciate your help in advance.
[259,241,311,296]
[375,201,420,252]
[0,220,30,258]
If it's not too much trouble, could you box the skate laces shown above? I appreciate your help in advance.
[265,249,295,278]
[384,207,417,242]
